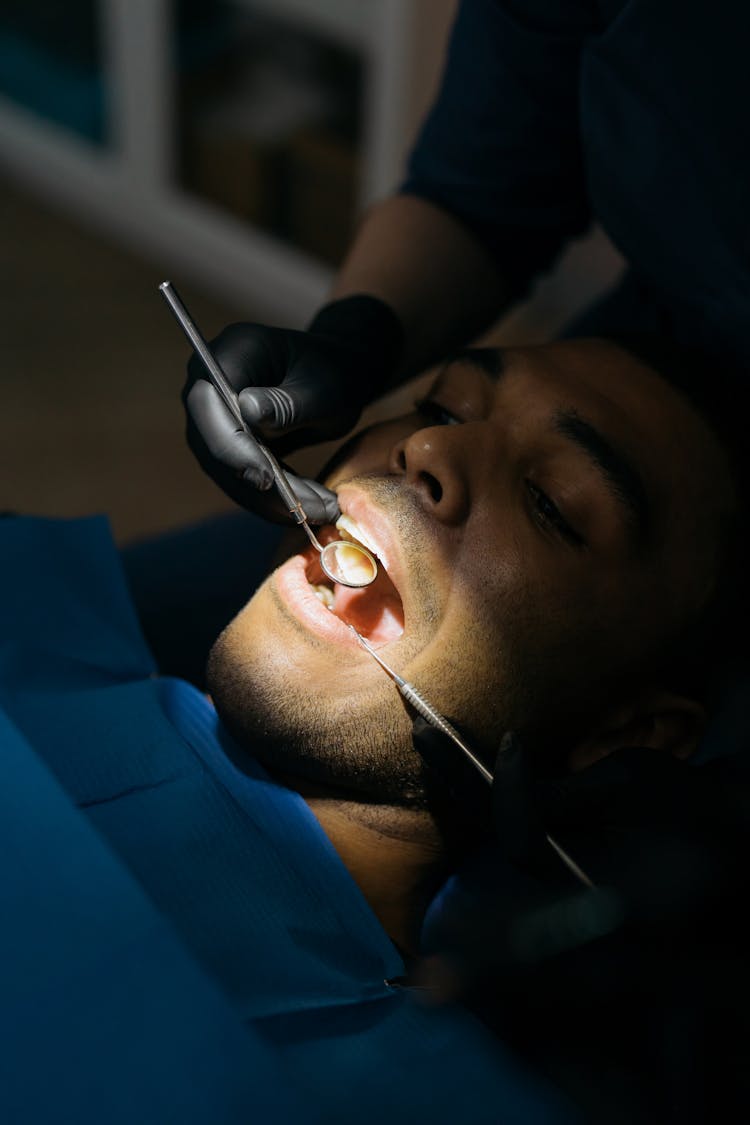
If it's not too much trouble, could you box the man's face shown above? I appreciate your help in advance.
[208,339,732,806]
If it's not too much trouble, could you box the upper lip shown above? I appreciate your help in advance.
[334,484,408,607]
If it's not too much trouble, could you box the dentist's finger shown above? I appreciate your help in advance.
[186,380,274,489]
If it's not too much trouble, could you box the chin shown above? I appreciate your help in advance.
[206,614,429,807]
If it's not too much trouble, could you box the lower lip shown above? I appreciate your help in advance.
[274,552,362,647]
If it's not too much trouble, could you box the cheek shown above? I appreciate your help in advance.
[453,526,534,643]
[428,523,611,740]
[405,552,536,742]
[222,582,350,691]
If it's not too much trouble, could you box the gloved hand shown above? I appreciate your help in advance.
[413,719,740,984]
[183,295,403,524]
[412,719,750,1123]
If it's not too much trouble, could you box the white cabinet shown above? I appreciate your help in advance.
[0,0,456,323]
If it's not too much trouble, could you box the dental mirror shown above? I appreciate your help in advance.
[318,539,378,588]
[159,281,378,590]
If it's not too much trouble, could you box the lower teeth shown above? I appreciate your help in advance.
[312,584,335,609]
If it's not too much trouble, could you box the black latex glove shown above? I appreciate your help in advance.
[412,719,750,1122]
[413,719,741,984]
[182,295,403,524]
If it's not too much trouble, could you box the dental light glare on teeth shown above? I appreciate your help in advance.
[159,282,378,590]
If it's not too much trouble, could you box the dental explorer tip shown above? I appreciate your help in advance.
[349,625,377,659]
[348,625,407,687]
[348,623,368,647]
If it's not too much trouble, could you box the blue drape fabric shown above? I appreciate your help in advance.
[0,515,576,1124]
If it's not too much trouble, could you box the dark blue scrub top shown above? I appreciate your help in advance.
[403,0,750,372]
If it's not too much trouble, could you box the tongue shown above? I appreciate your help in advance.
[330,570,404,646]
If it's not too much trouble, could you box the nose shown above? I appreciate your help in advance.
[389,426,471,525]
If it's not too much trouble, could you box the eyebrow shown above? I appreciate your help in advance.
[553,409,650,539]
[450,351,651,538]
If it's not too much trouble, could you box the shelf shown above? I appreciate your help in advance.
[0,0,457,320]
[0,94,332,325]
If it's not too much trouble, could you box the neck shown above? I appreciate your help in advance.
[303,795,448,956]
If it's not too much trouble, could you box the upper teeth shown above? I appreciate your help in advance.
[335,514,380,561]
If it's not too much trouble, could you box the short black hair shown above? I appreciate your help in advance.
[605,333,749,708]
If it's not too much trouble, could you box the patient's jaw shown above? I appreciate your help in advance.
[208,338,734,827]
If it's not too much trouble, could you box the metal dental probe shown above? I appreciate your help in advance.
[159,281,378,589]
[349,626,494,783]
[349,625,594,888]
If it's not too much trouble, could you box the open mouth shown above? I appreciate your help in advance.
[304,514,405,646]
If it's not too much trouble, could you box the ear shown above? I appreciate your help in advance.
[566,689,707,772]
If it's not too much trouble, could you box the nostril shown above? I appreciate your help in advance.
[419,471,443,504]
[396,448,407,472]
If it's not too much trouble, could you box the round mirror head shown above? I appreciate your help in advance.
[320,540,378,588]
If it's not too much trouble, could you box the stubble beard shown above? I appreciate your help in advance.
[206,624,430,805]
[205,475,522,808]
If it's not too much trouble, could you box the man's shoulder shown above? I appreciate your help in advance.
[0,514,156,678]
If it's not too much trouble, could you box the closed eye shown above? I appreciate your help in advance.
[525,480,585,547]
[413,397,462,426]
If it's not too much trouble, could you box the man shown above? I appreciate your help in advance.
[0,334,744,1123]
[202,334,741,953]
